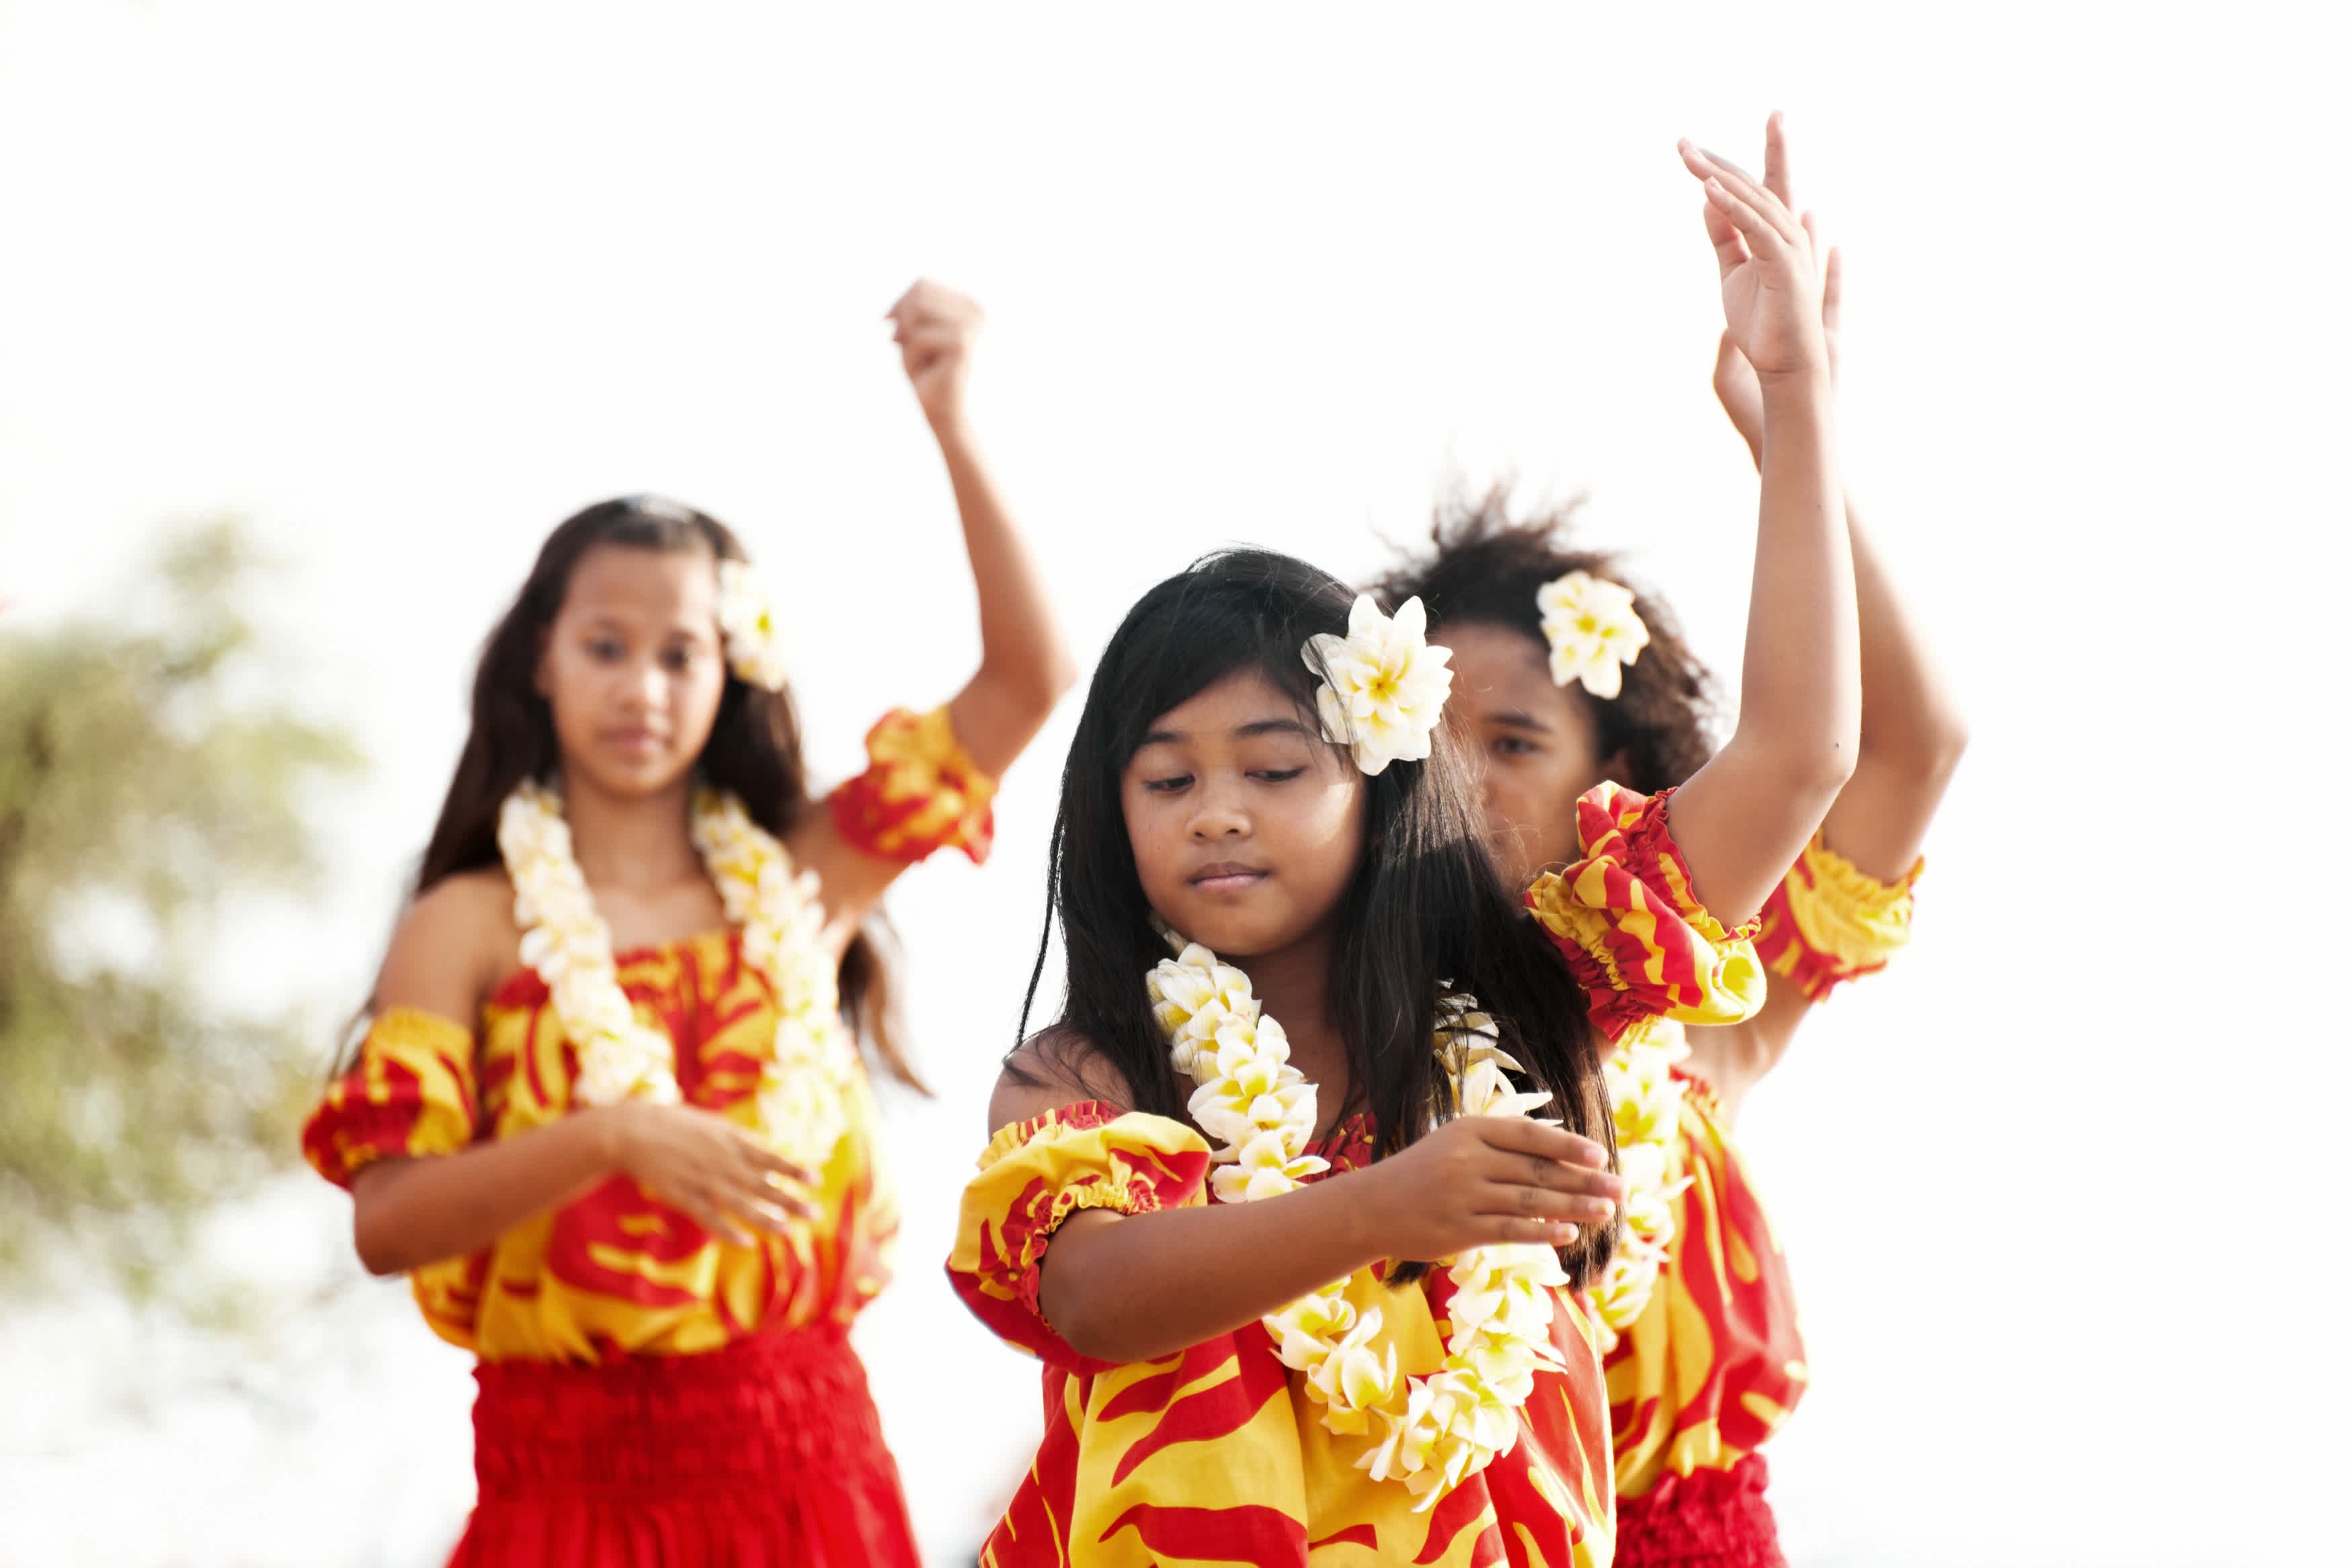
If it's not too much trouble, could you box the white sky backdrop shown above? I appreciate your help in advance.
[1,2,2345,1565]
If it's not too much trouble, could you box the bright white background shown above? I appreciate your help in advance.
[2,3,2344,1565]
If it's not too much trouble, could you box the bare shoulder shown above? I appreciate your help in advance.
[987,1026,1136,1136]
[372,868,519,1024]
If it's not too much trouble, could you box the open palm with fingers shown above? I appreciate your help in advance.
[1679,112,1830,387]
[1710,114,1844,460]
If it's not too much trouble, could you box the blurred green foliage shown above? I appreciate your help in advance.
[0,521,360,1293]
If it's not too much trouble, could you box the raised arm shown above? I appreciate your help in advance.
[1711,218,1968,885]
[891,280,1078,778]
[1666,114,1861,926]
[792,282,1076,936]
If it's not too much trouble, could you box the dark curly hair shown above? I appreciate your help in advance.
[1371,485,1719,794]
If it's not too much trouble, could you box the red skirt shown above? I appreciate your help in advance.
[450,1325,920,1568]
[1614,1453,1785,1568]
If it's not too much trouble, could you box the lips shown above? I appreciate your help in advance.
[605,729,667,755]
[1188,862,1268,895]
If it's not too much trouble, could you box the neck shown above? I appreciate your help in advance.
[1236,926,1352,1106]
[556,768,704,893]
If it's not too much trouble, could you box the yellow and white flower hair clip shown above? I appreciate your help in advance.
[1536,570,1650,699]
[1302,595,1455,776]
[715,559,790,692]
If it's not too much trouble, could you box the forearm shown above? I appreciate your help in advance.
[1847,499,1967,772]
[1674,375,1861,920]
[1040,1169,1385,1364]
[1736,375,1861,783]
[350,1111,619,1276]
[932,418,1074,775]
[1814,497,1965,878]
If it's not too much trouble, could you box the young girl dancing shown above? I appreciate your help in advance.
[947,133,1855,1567]
[1377,118,1966,1567]
[302,280,1073,1566]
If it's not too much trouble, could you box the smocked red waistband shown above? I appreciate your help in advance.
[1614,1453,1784,1568]
[471,1325,887,1499]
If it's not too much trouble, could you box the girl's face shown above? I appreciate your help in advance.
[536,543,731,800]
[1432,620,1612,889]
[1121,667,1366,960]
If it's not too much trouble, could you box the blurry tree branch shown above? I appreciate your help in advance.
[0,520,362,1294]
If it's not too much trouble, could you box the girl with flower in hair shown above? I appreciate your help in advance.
[302,280,1073,1567]
[1375,117,1967,1568]
[946,132,1851,1568]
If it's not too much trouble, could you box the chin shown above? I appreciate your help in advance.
[574,754,695,800]
[1157,901,1301,960]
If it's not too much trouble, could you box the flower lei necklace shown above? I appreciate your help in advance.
[496,780,858,1163]
[1589,1024,1692,1348]
[1131,593,1684,1504]
[1147,938,1570,1509]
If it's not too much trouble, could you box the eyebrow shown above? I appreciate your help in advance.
[1490,710,1553,735]
[1140,716,1317,746]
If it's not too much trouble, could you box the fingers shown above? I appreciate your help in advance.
[1762,110,1791,209]
[1679,140,1801,253]
[1821,243,1843,335]
[1701,196,1748,276]
[1700,176,1793,264]
[885,278,983,331]
[1469,1114,1609,1169]
[1482,1215,1580,1247]
[893,322,968,356]
[739,1143,817,1187]
[1478,1175,1617,1227]
[672,1190,760,1248]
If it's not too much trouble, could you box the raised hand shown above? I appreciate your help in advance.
[603,1101,820,1247]
[1356,1114,1625,1261]
[885,278,983,434]
[1680,112,1831,390]
[1711,114,1843,464]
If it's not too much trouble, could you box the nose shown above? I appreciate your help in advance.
[621,657,667,716]
[1186,777,1249,841]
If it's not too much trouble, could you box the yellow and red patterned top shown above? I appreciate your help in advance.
[1604,831,1920,1504]
[948,783,1762,1567]
[832,704,998,864]
[301,705,992,1364]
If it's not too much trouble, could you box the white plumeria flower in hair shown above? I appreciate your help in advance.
[1537,570,1650,699]
[715,559,791,692]
[1302,595,1455,776]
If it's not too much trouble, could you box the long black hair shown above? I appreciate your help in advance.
[1014,548,1617,1284]
[392,494,912,1085]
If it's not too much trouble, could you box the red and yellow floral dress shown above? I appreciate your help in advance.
[947,784,1761,1567]
[1603,831,1921,1568]
[302,708,991,1568]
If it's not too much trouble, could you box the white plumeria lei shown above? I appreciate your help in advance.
[1303,595,1455,776]
[715,559,791,692]
[1537,570,1650,700]
[497,780,856,1163]
[1146,941,1572,1510]
[1587,1022,1693,1351]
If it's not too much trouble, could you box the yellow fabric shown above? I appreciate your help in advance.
[1774,835,1918,968]
[303,932,898,1363]
[1603,1024,1809,1501]
[947,1105,1617,1567]
[1523,783,1767,1042]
